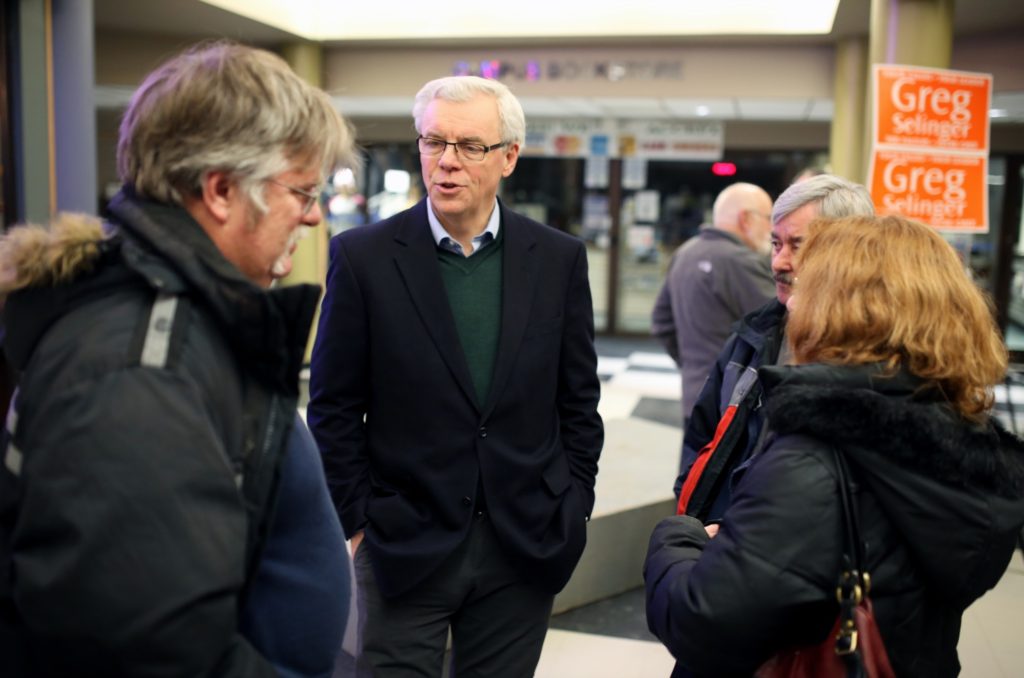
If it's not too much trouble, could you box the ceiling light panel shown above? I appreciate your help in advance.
[199,0,840,41]
[736,99,812,120]
[661,98,735,119]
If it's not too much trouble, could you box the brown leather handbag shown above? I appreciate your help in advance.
[756,448,896,678]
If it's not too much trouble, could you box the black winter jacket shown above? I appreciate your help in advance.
[675,300,785,520]
[647,363,1024,677]
[0,191,319,676]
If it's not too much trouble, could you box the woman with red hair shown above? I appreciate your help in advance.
[646,214,1024,677]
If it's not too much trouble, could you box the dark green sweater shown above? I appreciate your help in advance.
[437,230,503,405]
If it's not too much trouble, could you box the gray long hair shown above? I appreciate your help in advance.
[118,41,356,213]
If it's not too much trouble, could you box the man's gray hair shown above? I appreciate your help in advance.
[412,76,526,147]
[772,174,875,224]
[117,41,356,213]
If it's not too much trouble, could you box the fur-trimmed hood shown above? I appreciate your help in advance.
[1,191,321,395]
[0,214,110,295]
[0,215,130,371]
[760,362,1024,601]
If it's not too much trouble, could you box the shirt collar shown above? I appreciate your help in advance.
[426,198,501,256]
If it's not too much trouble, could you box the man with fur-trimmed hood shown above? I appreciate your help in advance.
[0,43,355,676]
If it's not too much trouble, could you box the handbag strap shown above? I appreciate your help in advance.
[832,446,870,659]
[833,447,867,577]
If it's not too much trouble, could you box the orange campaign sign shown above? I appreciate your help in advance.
[868,150,987,232]
[874,65,991,152]
[870,64,992,232]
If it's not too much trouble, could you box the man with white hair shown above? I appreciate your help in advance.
[675,174,876,522]
[652,182,775,445]
[308,75,604,677]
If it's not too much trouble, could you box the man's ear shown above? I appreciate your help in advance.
[736,211,756,249]
[200,171,235,224]
[501,143,521,178]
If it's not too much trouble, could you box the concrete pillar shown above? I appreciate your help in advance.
[869,0,953,68]
[52,0,97,215]
[829,37,869,183]
[863,0,954,181]
[11,0,54,223]
[280,43,329,363]
[280,42,328,292]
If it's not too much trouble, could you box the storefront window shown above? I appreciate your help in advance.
[993,156,1024,354]
[358,142,1024,350]
[613,153,817,334]
[500,151,826,336]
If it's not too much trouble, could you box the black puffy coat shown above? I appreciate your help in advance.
[646,363,1024,677]
[675,299,786,519]
[0,191,319,676]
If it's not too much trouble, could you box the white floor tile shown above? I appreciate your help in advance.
[1005,551,1024,575]
[606,370,681,400]
[597,356,629,376]
[958,607,1005,677]
[591,418,679,518]
[535,630,676,678]
[627,352,678,370]
[961,567,1024,677]
[597,389,641,421]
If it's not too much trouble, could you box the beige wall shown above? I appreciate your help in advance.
[324,43,837,150]
[94,29,1024,98]
[952,31,1024,91]
[323,44,835,99]
[724,121,830,150]
[91,30,1024,163]
[95,30,228,86]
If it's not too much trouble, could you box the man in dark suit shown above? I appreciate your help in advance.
[307,76,604,677]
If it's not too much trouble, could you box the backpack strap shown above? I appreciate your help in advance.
[132,290,190,371]
[677,365,761,519]
[3,388,22,478]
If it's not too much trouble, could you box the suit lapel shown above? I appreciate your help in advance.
[392,200,479,409]
[482,203,538,417]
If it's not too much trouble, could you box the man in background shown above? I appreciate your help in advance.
[0,42,355,676]
[676,174,875,522]
[652,182,775,446]
[308,75,603,677]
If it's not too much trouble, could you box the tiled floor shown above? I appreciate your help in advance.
[536,338,1024,677]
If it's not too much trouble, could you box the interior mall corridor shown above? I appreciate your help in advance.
[303,336,1024,677]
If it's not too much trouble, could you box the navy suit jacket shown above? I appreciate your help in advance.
[308,198,603,598]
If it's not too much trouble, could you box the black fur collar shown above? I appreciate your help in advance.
[761,364,1024,500]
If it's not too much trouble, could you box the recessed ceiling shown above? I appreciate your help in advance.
[93,0,1024,43]
[91,0,1024,124]
[197,0,840,41]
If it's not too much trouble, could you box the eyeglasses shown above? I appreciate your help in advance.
[417,136,508,162]
[267,179,321,215]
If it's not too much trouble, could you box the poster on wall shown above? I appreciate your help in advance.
[622,158,648,190]
[584,156,610,188]
[867,150,987,233]
[521,118,723,161]
[617,120,724,161]
[869,64,992,232]
[522,119,614,157]
[634,190,661,223]
[873,65,991,153]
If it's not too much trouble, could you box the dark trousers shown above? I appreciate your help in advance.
[353,513,554,678]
